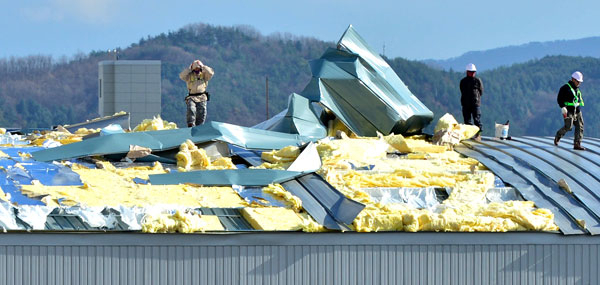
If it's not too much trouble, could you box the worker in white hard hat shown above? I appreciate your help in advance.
[554,71,585,150]
[459,63,484,141]
[179,59,215,127]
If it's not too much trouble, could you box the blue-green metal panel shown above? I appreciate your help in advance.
[149,169,304,186]
[301,25,433,136]
[32,121,316,162]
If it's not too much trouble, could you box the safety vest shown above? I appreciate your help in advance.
[564,82,584,107]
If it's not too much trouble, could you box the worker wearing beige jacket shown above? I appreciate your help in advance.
[179,59,214,127]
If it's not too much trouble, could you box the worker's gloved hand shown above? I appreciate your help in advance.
[561,107,568,118]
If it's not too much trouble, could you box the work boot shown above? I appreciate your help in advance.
[574,142,586,151]
[473,135,481,142]
[554,136,560,146]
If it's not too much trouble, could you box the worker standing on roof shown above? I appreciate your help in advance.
[460,63,484,141]
[179,59,214,127]
[554,71,586,150]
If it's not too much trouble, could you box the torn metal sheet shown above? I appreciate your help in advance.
[300,25,433,136]
[229,145,263,167]
[232,185,289,208]
[32,121,315,162]
[287,142,322,172]
[258,93,327,139]
[63,112,130,133]
[296,174,365,225]
[281,179,348,230]
[456,141,589,235]
[149,169,304,186]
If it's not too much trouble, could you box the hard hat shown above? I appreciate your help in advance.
[572,71,583,82]
[192,60,204,69]
[466,63,477,72]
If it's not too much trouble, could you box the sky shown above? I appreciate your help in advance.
[1,0,600,61]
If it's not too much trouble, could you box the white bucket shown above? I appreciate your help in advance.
[495,123,509,139]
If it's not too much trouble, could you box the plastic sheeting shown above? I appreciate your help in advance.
[300,25,433,136]
[32,121,316,162]
[362,187,446,209]
[17,205,56,230]
[0,201,23,230]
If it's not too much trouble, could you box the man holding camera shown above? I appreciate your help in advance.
[179,59,214,127]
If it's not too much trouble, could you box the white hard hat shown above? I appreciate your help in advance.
[466,63,477,72]
[572,71,583,82]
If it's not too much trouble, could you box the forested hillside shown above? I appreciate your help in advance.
[391,56,600,136]
[1,23,599,137]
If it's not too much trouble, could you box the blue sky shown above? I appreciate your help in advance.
[1,0,600,60]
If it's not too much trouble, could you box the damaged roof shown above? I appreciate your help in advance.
[0,26,595,236]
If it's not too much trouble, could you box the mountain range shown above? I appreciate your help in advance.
[424,37,600,71]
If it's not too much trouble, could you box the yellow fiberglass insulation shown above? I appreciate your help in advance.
[241,207,326,232]
[74,128,101,135]
[28,129,84,146]
[434,113,479,140]
[262,184,303,212]
[384,133,448,153]
[19,161,248,208]
[252,146,300,170]
[132,115,178,132]
[141,211,224,233]
[175,139,236,171]
[304,135,559,233]
[242,207,305,231]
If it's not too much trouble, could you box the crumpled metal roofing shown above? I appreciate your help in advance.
[32,121,317,162]
[300,25,433,136]
[457,136,600,235]
[257,93,327,138]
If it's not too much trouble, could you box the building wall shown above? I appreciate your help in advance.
[99,60,161,127]
[0,232,597,285]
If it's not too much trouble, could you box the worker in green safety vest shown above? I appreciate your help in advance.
[554,71,585,150]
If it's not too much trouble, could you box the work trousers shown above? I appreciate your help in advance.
[462,105,482,132]
[555,111,584,144]
[186,100,207,127]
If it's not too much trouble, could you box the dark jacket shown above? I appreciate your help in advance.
[557,80,582,114]
[460,76,484,107]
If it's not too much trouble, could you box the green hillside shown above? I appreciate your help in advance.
[1,23,599,137]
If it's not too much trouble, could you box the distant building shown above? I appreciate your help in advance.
[98,60,161,127]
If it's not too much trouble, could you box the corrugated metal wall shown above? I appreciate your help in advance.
[0,233,597,285]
